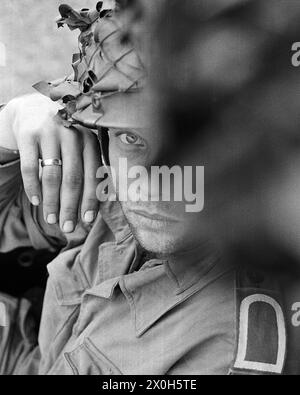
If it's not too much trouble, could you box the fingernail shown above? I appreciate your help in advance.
[31,196,40,206]
[84,211,96,223]
[47,214,57,225]
[63,221,75,233]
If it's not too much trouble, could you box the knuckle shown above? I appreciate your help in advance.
[85,172,98,183]
[43,202,58,212]
[85,132,97,144]
[43,169,61,186]
[83,196,98,207]
[84,135,99,151]
[63,127,82,142]
[21,163,36,176]
[24,182,38,192]
[25,187,38,198]
[61,206,77,218]
[64,173,83,189]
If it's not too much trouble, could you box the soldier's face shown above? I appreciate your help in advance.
[107,126,207,255]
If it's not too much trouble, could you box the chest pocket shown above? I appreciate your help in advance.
[64,338,122,375]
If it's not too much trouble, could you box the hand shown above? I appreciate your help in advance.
[2,93,101,233]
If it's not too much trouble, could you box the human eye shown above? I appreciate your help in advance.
[117,131,145,147]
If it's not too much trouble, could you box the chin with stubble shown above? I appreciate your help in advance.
[121,201,199,256]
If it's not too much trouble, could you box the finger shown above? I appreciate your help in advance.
[81,132,101,224]
[60,129,83,233]
[19,137,41,206]
[41,139,62,225]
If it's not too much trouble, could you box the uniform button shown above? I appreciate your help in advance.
[18,251,35,268]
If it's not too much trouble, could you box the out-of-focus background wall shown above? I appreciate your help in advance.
[0,0,96,103]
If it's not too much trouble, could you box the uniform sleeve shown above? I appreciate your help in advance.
[0,147,89,254]
[0,292,40,375]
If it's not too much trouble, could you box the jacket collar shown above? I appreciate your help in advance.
[120,259,233,337]
[87,230,228,338]
[100,199,132,244]
[164,242,221,294]
[90,199,228,337]
[51,197,229,337]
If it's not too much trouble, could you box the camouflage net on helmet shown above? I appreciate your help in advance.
[34,1,146,128]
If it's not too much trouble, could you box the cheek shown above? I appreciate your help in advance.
[109,138,152,175]
[108,142,146,196]
[108,142,118,169]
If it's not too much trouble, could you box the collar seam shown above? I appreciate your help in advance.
[133,266,236,337]
[174,259,221,295]
[164,261,181,289]
[116,230,133,245]
[119,277,139,335]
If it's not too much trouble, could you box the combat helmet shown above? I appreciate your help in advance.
[34,0,148,130]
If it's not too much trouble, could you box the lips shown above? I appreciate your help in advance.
[129,209,180,223]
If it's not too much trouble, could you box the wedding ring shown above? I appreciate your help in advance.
[41,159,63,168]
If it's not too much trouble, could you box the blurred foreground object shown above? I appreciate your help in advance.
[35,0,300,265]
[140,0,300,266]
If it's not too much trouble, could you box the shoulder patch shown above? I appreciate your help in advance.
[233,294,286,374]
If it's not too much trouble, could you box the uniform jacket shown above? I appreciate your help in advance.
[0,149,299,375]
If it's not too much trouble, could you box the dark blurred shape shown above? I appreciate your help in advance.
[0,248,57,326]
[0,248,55,298]
[135,0,300,266]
